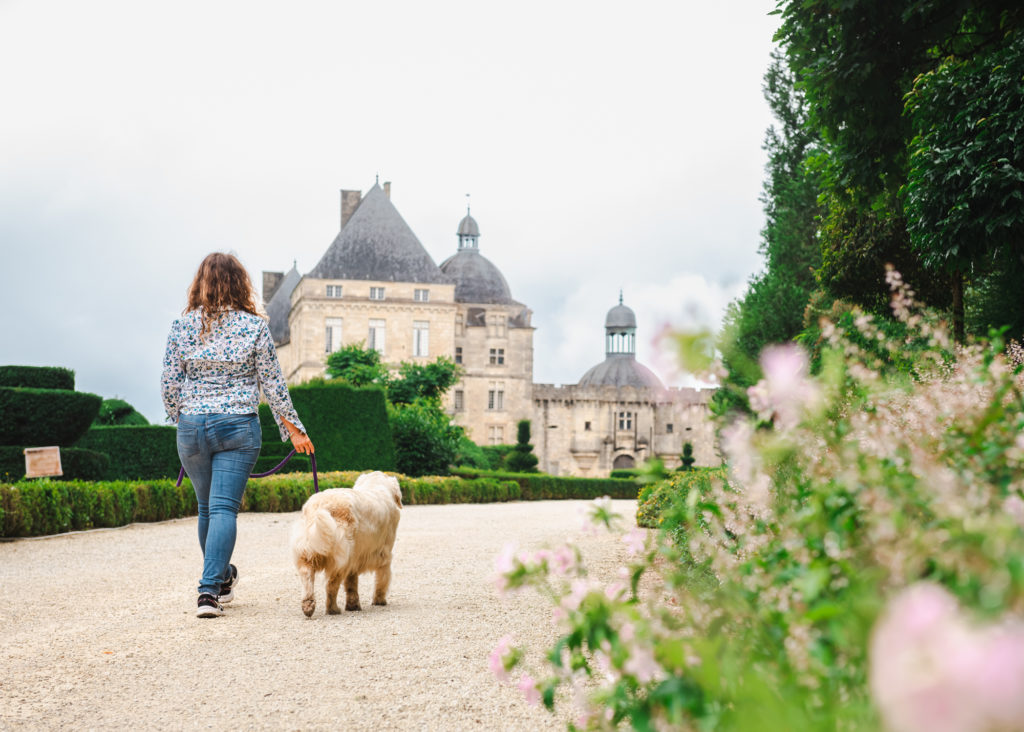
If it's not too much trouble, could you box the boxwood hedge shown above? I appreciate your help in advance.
[0,446,109,483]
[75,426,181,480]
[0,387,102,447]
[450,467,638,500]
[0,471,523,538]
[0,365,75,391]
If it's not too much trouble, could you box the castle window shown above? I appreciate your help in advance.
[455,314,464,336]
[489,348,505,365]
[413,321,429,357]
[488,382,505,411]
[618,411,633,430]
[487,315,507,338]
[666,423,674,434]
[454,390,464,412]
[584,421,591,431]
[368,319,386,355]
[455,347,463,365]
[488,425,505,445]
[369,287,385,300]
[326,285,343,298]
[325,318,342,353]
[414,288,430,302]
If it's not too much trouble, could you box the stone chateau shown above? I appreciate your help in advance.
[263,181,717,476]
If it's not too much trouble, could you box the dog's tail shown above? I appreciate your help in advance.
[293,507,337,559]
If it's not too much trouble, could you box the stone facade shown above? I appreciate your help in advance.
[265,182,718,476]
[531,384,717,476]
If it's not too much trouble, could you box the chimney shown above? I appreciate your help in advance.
[383,181,391,199]
[262,271,284,305]
[340,189,362,229]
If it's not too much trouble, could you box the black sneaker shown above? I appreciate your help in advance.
[196,593,224,618]
[218,564,239,603]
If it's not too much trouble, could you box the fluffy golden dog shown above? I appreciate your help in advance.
[290,471,402,617]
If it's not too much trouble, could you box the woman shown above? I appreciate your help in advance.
[161,252,314,618]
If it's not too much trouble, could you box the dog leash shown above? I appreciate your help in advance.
[176,449,319,493]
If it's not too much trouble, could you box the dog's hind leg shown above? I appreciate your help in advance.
[344,572,361,611]
[299,564,316,618]
[325,570,344,615]
[373,564,391,606]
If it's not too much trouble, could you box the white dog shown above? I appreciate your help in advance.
[290,471,402,617]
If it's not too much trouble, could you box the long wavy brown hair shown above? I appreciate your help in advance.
[185,252,262,338]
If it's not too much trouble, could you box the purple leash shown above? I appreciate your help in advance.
[176,449,318,493]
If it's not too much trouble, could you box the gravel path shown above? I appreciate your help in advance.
[0,499,639,731]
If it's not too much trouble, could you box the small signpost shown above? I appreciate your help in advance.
[24,447,62,478]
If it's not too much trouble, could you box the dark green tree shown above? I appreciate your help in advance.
[505,419,539,473]
[387,400,462,477]
[679,442,695,472]
[325,343,390,387]
[388,357,460,405]
[904,28,1024,342]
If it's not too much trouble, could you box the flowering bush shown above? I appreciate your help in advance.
[492,269,1024,730]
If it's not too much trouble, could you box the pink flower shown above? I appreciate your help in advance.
[748,344,819,429]
[488,635,515,681]
[550,545,576,576]
[518,673,541,706]
[495,542,518,574]
[622,528,646,556]
[1004,494,1024,528]
[561,578,592,612]
[623,645,663,684]
[869,583,1024,732]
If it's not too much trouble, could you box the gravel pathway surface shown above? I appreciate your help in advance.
[0,499,639,731]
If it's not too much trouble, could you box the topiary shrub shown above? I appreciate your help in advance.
[288,382,396,472]
[0,365,75,391]
[505,420,539,473]
[0,387,102,447]
[94,399,149,426]
[75,426,180,480]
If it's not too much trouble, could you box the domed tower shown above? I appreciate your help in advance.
[439,203,534,447]
[578,293,663,389]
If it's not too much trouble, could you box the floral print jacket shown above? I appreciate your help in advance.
[161,309,305,441]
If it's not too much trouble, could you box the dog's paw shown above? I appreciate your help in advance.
[345,601,362,611]
[372,598,387,606]
[327,605,342,615]
[302,599,315,617]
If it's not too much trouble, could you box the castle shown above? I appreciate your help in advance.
[263,181,717,476]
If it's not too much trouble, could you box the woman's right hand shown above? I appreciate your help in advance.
[290,430,314,455]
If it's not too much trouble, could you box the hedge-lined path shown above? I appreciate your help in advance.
[0,499,639,731]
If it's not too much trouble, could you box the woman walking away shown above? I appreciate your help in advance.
[161,252,314,618]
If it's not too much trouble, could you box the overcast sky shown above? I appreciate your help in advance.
[0,1,780,424]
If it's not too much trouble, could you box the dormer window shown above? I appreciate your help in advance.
[414,289,429,302]
[326,285,342,298]
[370,287,385,301]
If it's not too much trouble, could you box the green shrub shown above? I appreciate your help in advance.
[94,398,149,426]
[0,365,75,391]
[0,387,102,447]
[0,445,110,482]
[609,468,643,479]
[453,434,489,469]
[450,467,638,500]
[481,444,514,470]
[505,419,539,473]
[288,383,396,471]
[75,426,180,480]
[635,467,727,549]
[388,400,460,477]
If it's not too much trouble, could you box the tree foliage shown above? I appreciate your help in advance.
[324,343,390,387]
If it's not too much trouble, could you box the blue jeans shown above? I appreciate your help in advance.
[176,413,262,596]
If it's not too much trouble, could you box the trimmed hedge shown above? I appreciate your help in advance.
[75,426,180,480]
[0,365,75,391]
[450,467,638,500]
[0,471,522,538]
[0,446,109,482]
[256,405,311,474]
[287,382,397,472]
[0,387,102,447]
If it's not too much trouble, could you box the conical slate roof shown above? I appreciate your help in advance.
[267,263,301,345]
[308,183,448,283]
[439,249,517,304]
